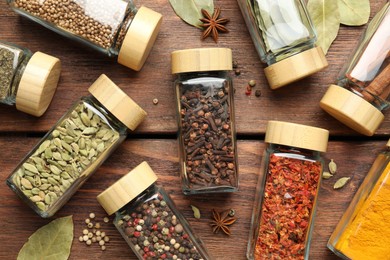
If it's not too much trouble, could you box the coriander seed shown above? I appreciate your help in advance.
[99,240,105,246]
[103,217,109,223]
[82,229,89,235]
[87,223,93,229]
[89,213,95,219]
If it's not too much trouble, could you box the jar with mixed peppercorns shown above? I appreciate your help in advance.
[6,0,162,71]
[247,121,329,260]
[171,48,239,195]
[97,161,211,260]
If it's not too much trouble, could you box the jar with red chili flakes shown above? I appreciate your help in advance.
[247,121,329,260]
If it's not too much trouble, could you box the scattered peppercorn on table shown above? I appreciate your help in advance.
[0,1,388,259]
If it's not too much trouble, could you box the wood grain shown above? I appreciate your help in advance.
[0,137,386,259]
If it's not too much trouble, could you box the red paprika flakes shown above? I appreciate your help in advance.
[247,121,329,260]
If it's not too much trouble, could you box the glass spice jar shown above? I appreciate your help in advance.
[97,161,211,260]
[320,3,390,136]
[328,139,390,260]
[171,48,239,195]
[237,0,328,89]
[6,74,147,218]
[0,40,61,116]
[7,0,162,71]
[247,121,329,260]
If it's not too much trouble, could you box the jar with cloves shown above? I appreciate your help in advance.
[320,3,390,136]
[6,74,147,218]
[237,0,328,89]
[0,40,61,116]
[247,121,329,260]
[97,161,211,260]
[7,0,162,71]
[171,48,239,195]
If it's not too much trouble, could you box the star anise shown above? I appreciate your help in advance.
[199,7,229,43]
[210,209,237,236]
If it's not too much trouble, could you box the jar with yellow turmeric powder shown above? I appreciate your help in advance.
[328,139,390,259]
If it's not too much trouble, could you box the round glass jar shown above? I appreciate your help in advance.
[171,48,239,195]
[6,74,147,218]
[328,139,390,259]
[7,0,162,71]
[320,3,390,136]
[0,40,61,116]
[247,121,329,260]
[97,161,211,260]
[237,0,328,89]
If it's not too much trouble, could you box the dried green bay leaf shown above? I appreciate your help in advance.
[338,0,370,26]
[191,205,201,219]
[17,215,73,260]
[169,0,214,28]
[334,177,351,189]
[307,0,340,54]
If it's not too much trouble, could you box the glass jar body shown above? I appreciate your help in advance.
[113,184,211,260]
[328,148,390,259]
[174,71,238,195]
[0,41,32,105]
[247,144,323,260]
[7,0,136,57]
[6,96,128,217]
[237,0,316,64]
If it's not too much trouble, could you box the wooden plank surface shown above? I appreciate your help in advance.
[0,0,387,136]
[0,137,386,259]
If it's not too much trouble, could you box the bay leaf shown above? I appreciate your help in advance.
[338,0,370,26]
[169,0,214,28]
[17,215,73,260]
[307,0,340,54]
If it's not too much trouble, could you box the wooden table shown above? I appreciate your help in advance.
[0,1,388,259]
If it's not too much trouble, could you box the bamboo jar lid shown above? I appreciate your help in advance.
[265,121,329,152]
[97,161,158,215]
[320,85,384,136]
[88,74,147,130]
[264,46,328,89]
[15,52,61,117]
[171,48,232,74]
[118,6,162,71]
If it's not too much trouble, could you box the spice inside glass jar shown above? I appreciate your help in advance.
[320,3,390,136]
[247,121,329,260]
[0,40,61,116]
[6,74,147,218]
[7,0,162,71]
[171,48,239,195]
[97,161,211,260]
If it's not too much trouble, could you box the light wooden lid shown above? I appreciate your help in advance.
[320,84,384,136]
[171,48,232,74]
[264,46,328,89]
[118,6,162,71]
[15,52,61,117]
[265,121,329,152]
[88,74,147,130]
[97,161,158,215]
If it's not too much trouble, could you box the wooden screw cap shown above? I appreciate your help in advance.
[264,46,328,89]
[88,74,147,130]
[118,6,162,71]
[171,48,232,74]
[320,84,384,136]
[15,52,61,117]
[265,120,329,152]
[97,161,158,215]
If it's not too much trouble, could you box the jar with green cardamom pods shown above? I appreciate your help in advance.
[6,74,147,218]
[0,40,61,116]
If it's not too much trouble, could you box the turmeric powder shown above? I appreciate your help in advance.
[333,161,390,259]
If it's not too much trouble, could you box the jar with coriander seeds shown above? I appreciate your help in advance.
[320,2,390,136]
[0,40,61,116]
[7,0,162,71]
[237,0,328,89]
[6,74,147,218]
[97,161,211,260]
[247,121,329,260]
[171,47,239,195]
